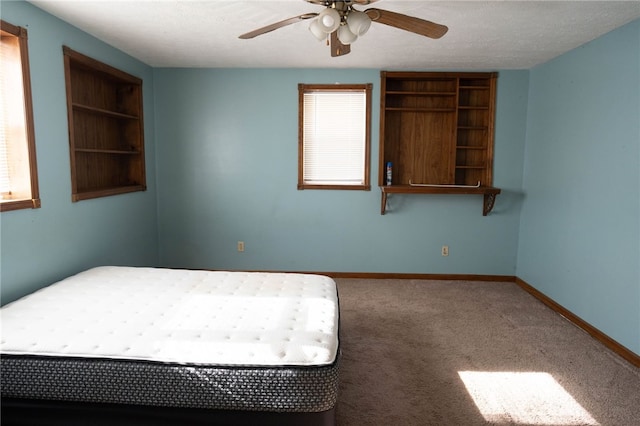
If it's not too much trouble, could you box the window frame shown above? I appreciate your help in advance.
[298,83,372,191]
[0,20,40,212]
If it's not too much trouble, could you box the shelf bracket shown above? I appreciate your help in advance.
[381,191,388,215]
[483,193,497,216]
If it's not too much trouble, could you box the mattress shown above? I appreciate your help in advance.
[0,266,340,413]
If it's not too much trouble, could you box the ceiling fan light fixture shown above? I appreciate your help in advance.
[239,2,449,58]
[337,24,358,44]
[346,10,371,36]
[317,8,341,33]
[309,19,328,40]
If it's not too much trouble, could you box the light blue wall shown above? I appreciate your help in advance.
[517,20,640,355]
[0,1,159,304]
[154,69,527,275]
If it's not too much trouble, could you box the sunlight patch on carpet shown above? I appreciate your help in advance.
[458,371,599,425]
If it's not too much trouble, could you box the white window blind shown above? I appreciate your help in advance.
[302,90,366,185]
[0,33,19,195]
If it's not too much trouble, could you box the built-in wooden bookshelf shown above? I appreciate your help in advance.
[379,71,500,215]
[63,46,146,202]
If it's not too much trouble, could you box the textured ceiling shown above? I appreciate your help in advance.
[27,0,640,69]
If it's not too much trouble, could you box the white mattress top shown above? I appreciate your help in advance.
[0,267,339,367]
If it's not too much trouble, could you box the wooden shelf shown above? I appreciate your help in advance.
[72,103,139,120]
[385,107,456,112]
[72,184,146,202]
[386,91,456,96]
[75,148,141,155]
[380,185,501,216]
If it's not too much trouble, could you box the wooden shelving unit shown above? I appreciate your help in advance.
[379,71,500,215]
[63,46,146,202]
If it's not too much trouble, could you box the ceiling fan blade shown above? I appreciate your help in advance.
[365,8,448,39]
[330,31,351,57]
[239,13,318,39]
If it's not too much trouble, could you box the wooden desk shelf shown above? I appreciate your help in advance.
[380,185,501,216]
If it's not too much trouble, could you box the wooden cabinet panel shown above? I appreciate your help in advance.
[385,111,455,185]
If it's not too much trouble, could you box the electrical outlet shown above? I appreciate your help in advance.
[441,245,449,257]
[237,241,245,252]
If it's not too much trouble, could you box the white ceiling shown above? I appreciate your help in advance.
[27,0,640,69]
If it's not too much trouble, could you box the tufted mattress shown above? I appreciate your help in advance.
[0,266,340,423]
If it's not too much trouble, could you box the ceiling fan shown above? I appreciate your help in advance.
[239,0,448,57]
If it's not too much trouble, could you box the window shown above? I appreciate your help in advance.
[0,20,40,212]
[298,84,372,190]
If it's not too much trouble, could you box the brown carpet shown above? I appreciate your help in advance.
[333,279,639,425]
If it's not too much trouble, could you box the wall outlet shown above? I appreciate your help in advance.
[441,245,449,257]
[237,241,245,252]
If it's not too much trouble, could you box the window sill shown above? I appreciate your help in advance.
[298,184,371,191]
[0,198,41,212]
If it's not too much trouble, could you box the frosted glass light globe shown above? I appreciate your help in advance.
[317,8,340,33]
[338,25,357,44]
[347,10,371,36]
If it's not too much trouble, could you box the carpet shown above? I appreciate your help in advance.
[333,279,639,425]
